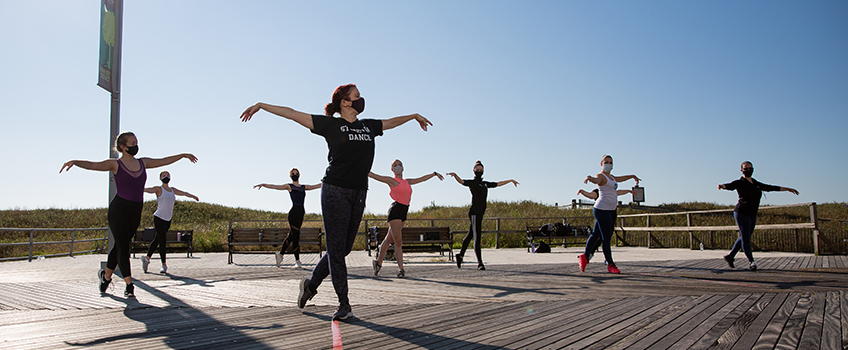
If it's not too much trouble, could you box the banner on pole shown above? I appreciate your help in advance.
[97,0,117,92]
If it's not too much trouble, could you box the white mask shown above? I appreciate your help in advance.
[392,165,403,174]
[603,163,613,172]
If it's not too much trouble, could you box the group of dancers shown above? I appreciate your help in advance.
[60,83,799,321]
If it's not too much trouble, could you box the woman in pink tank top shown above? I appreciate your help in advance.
[368,159,443,278]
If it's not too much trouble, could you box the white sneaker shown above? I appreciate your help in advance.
[749,261,758,271]
[160,265,167,274]
[295,260,302,268]
[141,256,150,273]
[274,252,283,268]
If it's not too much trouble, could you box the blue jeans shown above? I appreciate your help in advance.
[308,183,367,307]
[585,208,615,266]
[729,212,757,263]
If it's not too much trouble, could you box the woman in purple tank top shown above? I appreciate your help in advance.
[60,132,197,297]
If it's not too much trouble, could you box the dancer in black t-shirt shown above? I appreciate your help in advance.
[241,83,432,321]
[718,161,798,271]
[446,161,518,270]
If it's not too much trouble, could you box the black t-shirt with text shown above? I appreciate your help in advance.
[462,177,498,215]
[311,115,383,190]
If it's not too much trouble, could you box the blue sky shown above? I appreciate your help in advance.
[1,1,846,215]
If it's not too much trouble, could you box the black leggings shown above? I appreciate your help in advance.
[280,205,305,260]
[146,216,171,263]
[459,213,485,265]
[107,196,143,278]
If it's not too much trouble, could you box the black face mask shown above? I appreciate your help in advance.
[125,145,139,156]
[742,169,754,177]
[350,97,365,114]
[291,174,300,182]
[474,170,484,178]
[161,177,170,184]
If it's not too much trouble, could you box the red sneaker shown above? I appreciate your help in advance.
[578,254,589,272]
[607,264,620,274]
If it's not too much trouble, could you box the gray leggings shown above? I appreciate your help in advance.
[308,183,366,307]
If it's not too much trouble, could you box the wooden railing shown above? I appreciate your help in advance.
[0,227,109,262]
[613,202,844,255]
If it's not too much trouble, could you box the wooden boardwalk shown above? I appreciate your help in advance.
[0,251,846,349]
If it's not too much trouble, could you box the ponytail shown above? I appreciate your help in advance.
[325,83,357,116]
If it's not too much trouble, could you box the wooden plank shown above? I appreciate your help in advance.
[842,290,848,349]
[538,297,671,349]
[712,293,779,349]
[490,298,636,349]
[430,299,603,350]
[689,293,762,349]
[610,294,724,350]
[620,294,720,349]
[774,292,812,349]
[729,293,789,350]
[444,299,597,350]
[819,291,842,350]
[587,296,700,350]
[798,291,826,349]
[664,294,741,349]
[753,292,801,350]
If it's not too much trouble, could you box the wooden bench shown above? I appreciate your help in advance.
[367,226,453,261]
[227,227,323,264]
[131,228,194,258]
[525,225,591,252]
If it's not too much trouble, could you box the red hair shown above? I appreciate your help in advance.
[324,84,357,116]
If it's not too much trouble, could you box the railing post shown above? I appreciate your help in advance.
[70,229,76,257]
[646,216,651,248]
[810,202,820,256]
[29,229,34,262]
[495,218,501,249]
[687,213,693,250]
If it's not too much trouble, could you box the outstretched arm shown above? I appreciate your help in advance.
[613,174,641,185]
[368,172,399,187]
[254,183,292,191]
[305,183,323,191]
[60,159,117,173]
[496,179,519,187]
[584,173,607,186]
[577,189,598,200]
[144,186,163,196]
[616,189,633,196]
[240,103,314,130]
[408,172,444,185]
[142,154,198,169]
[446,172,464,185]
[382,113,432,131]
[780,187,800,195]
[172,187,200,201]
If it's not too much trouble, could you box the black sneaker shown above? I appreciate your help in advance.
[98,269,111,294]
[477,264,486,271]
[397,269,405,278]
[333,304,353,321]
[456,255,463,269]
[723,255,735,269]
[124,283,135,297]
[297,277,316,309]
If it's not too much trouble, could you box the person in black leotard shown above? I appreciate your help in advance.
[446,160,518,271]
[254,168,321,268]
[60,132,197,297]
[718,161,798,271]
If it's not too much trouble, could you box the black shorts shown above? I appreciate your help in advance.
[387,201,409,222]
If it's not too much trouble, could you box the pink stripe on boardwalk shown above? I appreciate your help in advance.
[332,320,343,350]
